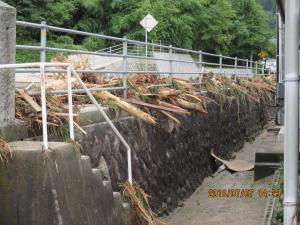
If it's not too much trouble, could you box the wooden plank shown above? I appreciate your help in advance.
[95,91,156,125]
[17,89,42,112]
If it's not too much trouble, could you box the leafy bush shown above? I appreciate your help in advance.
[16,37,88,63]
[82,37,104,51]
[56,35,74,45]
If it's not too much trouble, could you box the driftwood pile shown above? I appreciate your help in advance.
[15,69,275,138]
[14,54,275,138]
[122,182,166,225]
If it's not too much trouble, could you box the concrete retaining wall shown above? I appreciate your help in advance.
[0,142,130,225]
[79,99,274,214]
[0,98,274,224]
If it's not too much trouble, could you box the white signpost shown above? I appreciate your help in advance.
[140,14,158,70]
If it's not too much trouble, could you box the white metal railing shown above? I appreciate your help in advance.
[16,20,266,99]
[1,62,133,184]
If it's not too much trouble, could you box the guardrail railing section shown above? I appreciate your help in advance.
[3,62,133,184]
[16,20,266,99]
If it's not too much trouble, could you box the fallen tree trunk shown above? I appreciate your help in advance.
[158,89,181,99]
[94,91,156,125]
[124,98,190,116]
[171,98,208,114]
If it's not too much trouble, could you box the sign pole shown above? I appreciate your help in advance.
[140,14,158,73]
[145,18,148,71]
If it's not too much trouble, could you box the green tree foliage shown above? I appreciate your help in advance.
[5,0,77,25]
[109,0,152,40]
[257,0,276,29]
[151,0,201,49]
[97,0,203,49]
[82,37,105,51]
[230,0,272,58]
[5,0,274,59]
[194,0,236,54]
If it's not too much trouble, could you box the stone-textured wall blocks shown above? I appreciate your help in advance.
[80,99,275,214]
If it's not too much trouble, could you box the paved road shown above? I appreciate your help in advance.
[164,129,279,225]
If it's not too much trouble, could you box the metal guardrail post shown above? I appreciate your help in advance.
[152,40,154,55]
[160,40,162,52]
[39,64,48,149]
[219,54,222,74]
[199,50,203,76]
[261,62,265,75]
[40,21,47,63]
[109,47,112,54]
[122,37,128,98]
[255,61,258,75]
[246,59,249,76]
[67,65,75,141]
[234,57,237,76]
[169,45,173,79]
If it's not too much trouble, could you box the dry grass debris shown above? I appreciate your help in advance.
[0,139,12,164]
[122,182,167,225]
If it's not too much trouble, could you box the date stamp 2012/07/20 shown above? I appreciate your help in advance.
[208,188,282,198]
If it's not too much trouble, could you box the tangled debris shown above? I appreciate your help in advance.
[122,182,166,225]
[14,55,275,140]
[0,138,12,163]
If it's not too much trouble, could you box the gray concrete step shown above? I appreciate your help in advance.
[0,141,130,225]
[254,129,284,181]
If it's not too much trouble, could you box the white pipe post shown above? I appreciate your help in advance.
[40,21,47,63]
[278,12,283,82]
[160,40,162,52]
[40,64,48,150]
[246,59,249,77]
[219,54,222,74]
[169,45,173,80]
[262,62,265,75]
[234,57,238,79]
[255,61,258,75]
[127,148,132,184]
[199,50,203,84]
[152,40,154,55]
[71,68,133,184]
[122,37,128,98]
[67,65,74,141]
[284,0,299,224]
[199,50,203,73]
[145,21,148,71]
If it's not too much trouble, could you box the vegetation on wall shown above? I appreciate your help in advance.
[5,0,274,60]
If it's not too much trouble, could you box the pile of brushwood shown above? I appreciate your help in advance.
[15,68,275,140]
[122,182,167,225]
